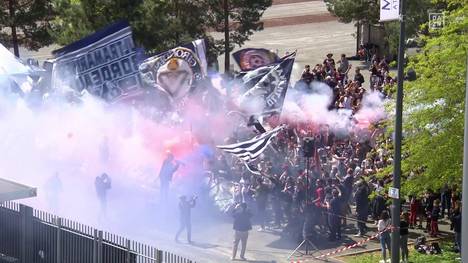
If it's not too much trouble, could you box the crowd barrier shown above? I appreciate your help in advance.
[0,202,195,263]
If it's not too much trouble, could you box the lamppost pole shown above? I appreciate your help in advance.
[223,0,230,74]
[391,0,406,262]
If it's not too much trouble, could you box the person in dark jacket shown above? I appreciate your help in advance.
[430,199,441,237]
[450,201,461,253]
[328,189,342,241]
[353,68,365,87]
[354,182,369,236]
[440,183,452,218]
[95,173,111,214]
[159,152,180,201]
[301,65,314,85]
[232,203,252,261]
[423,190,435,232]
[175,195,196,243]
[372,191,386,222]
[400,212,410,263]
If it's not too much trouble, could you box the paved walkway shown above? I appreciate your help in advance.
[114,194,454,263]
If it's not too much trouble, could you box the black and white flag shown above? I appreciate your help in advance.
[239,52,296,116]
[50,21,144,102]
[217,125,285,163]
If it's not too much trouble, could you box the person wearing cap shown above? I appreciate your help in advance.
[159,152,180,202]
[175,195,197,243]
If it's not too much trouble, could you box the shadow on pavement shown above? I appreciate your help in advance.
[189,241,219,249]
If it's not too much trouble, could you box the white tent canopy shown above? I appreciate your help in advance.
[0,43,35,94]
[0,43,30,76]
[0,177,37,202]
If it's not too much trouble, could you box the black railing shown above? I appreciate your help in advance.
[0,202,195,263]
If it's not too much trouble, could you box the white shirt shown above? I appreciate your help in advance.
[378,219,390,232]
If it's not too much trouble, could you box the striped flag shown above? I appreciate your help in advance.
[217,125,285,163]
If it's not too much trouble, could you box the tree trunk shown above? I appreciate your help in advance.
[367,22,371,44]
[8,0,20,57]
[223,0,230,74]
[356,21,360,54]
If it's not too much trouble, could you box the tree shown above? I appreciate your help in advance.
[51,0,272,63]
[324,0,379,24]
[204,0,272,72]
[324,0,433,56]
[387,1,467,194]
[0,0,55,57]
[52,0,208,53]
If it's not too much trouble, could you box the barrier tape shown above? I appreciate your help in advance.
[289,225,397,262]
[316,225,397,259]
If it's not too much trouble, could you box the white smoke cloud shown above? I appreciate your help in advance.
[282,81,387,138]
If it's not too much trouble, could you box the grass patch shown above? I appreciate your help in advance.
[339,241,460,263]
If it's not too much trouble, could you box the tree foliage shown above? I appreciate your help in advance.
[51,0,272,57]
[0,0,55,56]
[324,0,433,56]
[395,2,468,193]
[324,0,379,24]
[205,0,272,54]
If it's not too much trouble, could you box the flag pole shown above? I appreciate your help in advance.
[391,0,405,262]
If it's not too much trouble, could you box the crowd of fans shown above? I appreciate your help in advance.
[207,53,462,262]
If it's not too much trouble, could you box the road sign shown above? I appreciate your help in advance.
[388,187,399,199]
[380,0,400,22]
[429,13,445,30]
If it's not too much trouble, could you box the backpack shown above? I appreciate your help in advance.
[429,242,442,254]
[414,236,426,249]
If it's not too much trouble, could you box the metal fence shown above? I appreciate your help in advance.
[0,202,195,263]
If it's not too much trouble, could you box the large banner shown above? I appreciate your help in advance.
[232,48,280,72]
[380,0,400,22]
[138,44,207,103]
[239,52,296,115]
[146,39,208,76]
[51,21,143,101]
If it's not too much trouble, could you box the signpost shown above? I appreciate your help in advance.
[388,187,399,199]
[380,0,405,262]
[380,0,400,21]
